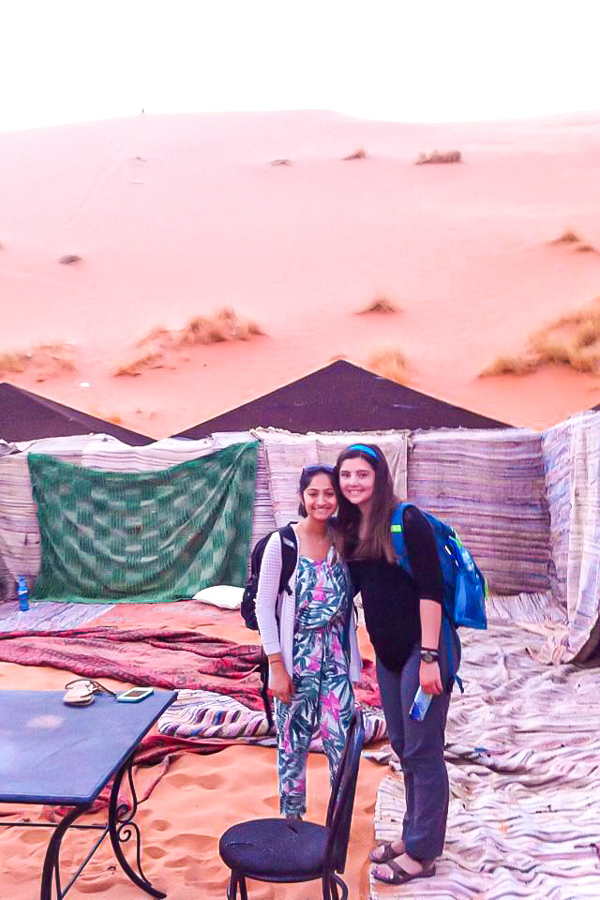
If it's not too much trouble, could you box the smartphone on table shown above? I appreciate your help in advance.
[117,687,155,703]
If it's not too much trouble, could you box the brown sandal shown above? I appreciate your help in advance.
[369,840,405,863]
[372,858,436,885]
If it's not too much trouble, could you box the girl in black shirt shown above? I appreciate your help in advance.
[335,442,459,887]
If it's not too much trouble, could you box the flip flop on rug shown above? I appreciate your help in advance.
[372,858,436,885]
[369,840,405,863]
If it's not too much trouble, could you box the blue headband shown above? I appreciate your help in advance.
[348,444,378,460]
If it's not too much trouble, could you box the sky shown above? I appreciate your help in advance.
[1,0,599,133]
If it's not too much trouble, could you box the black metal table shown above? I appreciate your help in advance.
[0,688,175,899]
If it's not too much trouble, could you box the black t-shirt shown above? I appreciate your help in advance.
[348,505,443,672]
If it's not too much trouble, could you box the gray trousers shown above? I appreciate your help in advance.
[376,634,458,861]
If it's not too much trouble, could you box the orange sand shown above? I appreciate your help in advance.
[0,617,381,898]
[2,110,600,434]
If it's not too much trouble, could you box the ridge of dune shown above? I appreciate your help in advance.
[2,109,600,434]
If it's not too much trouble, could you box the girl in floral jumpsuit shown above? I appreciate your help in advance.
[255,464,362,818]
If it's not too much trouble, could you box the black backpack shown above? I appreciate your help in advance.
[241,524,298,631]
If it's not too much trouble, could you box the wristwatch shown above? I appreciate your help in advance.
[420,649,439,664]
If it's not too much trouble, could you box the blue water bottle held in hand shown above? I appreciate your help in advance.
[17,576,29,612]
[409,686,432,722]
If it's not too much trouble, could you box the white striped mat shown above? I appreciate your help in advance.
[370,623,600,899]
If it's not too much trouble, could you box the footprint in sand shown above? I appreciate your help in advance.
[164,831,215,853]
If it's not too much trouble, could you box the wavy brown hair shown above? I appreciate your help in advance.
[334,443,398,563]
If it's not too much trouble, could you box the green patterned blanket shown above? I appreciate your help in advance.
[28,441,257,603]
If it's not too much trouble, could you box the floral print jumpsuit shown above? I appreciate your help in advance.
[274,547,356,817]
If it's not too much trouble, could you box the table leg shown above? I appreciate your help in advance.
[108,755,166,899]
[40,805,91,900]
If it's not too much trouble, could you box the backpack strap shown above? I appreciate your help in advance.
[390,501,417,574]
[278,524,298,595]
[392,502,464,693]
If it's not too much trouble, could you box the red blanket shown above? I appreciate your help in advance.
[0,626,381,709]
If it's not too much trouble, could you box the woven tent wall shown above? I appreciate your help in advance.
[254,429,409,528]
[407,429,551,599]
[0,435,92,597]
[2,421,600,667]
[539,412,600,664]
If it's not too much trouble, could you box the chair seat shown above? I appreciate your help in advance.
[219,818,330,880]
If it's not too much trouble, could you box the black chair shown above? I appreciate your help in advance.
[219,709,365,900]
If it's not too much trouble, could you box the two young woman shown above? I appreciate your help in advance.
[256,445,456,885]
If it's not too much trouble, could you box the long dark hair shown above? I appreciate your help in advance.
[334,444,398,563]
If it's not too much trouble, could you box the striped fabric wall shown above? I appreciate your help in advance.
[407,428,551,595]
[0,435,92,595]
[541,420,571,610]
[255,428,409,528]
[563,414,600,662]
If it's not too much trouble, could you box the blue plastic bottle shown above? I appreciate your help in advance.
[17,576,29,612]
[409,686,432,722]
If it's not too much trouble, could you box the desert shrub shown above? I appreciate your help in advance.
[58,254,82,264]
[479,355,535,377]
[416,150,462,165]
[0,352,27,375]
[271,158,292,166]
[0,343,76,379]
[116,308,263,376]
[357,295,399,315]
[481,306,600,377]
[367,347,407,384]
[343,147,367,161]
[575,243,598,253]
[114,352,163,377]
[549,230,581,245]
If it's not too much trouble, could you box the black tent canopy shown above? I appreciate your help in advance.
[0,383,151,445]
[174,361,510,438]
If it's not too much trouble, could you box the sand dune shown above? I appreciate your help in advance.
[2,110,600,435]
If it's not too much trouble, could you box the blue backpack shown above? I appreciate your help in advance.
[391,502,488,688]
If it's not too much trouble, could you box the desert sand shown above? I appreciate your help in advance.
[2,110,600,435]
[2,109,600,898]
[0,616,381,899]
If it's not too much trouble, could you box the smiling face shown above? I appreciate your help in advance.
[338,457,376,510]
[301,472,338,522]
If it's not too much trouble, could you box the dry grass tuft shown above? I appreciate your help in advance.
[58,254,82,265]
[343,147,367,161]
[357,295,399,315]
[0,342,77,379]
[549,230,581,245]
[416,150,462,165]
[115,307,264,376]
[271,158,292,166]
[0,352,28,375]
[479,355,535,377]
[114,352,164,377]
[177,308,264,347]
[481,307,600,378]
[367,347,408,384]
[575,243,599,254]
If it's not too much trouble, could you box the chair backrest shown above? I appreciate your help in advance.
[324,709,365,874]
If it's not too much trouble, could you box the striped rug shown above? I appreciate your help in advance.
[0,600,113,632]
[370,623,600,899]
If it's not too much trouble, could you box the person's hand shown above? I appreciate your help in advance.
[270,663,294,704]
[419,661,443,695]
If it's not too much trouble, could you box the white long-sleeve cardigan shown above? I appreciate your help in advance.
[254,524,362,685]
